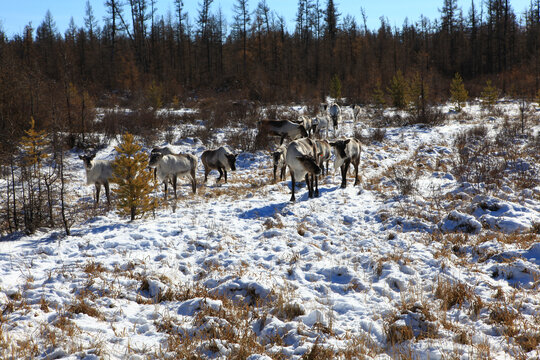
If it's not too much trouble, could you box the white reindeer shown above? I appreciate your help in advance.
[148,151,197,198]
[286,138,321,202]
[260,120,309,145]
[79,154,113,205]
[312,115,330,139]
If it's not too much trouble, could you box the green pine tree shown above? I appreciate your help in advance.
[481,80,499,110]
[387,70,408,109]
[450,73,468,111]
[112,133,157,221]
[330,74,342,101]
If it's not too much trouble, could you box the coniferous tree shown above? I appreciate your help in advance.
[329,74,341,101]
[481,79,499,109]
[408,71,430,121]
[112,133,157,221]
[388,70,408,109]
[20,117,50,232]
[450,72,468,111]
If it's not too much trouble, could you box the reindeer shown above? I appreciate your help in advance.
[312,115,330,139]
[351,104,362,122]
[201,146,238,184]
[296,115,314,136]
[259,120,308,145]
[330,138,362,188]
[286,138,321,202]
[150,146,174,180]
[314,139,331,176]
[148,151,197,198]
[328,103,341,131]
[272,144,287,183]
[79,154,113,205]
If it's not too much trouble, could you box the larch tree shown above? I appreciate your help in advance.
[112,133,157,221]
[450,72,468,111]
[481,79,499,110]
[388,70,409,109]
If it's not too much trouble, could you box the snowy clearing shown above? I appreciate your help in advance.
[1,102,539,359]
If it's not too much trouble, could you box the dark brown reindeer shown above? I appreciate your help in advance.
[201,146,238,183]
[330,138,362,188]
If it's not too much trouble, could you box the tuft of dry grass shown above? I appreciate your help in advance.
[435,278,476,311]
[67,298,104,320]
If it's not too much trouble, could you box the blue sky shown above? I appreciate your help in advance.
[0,0,533,37]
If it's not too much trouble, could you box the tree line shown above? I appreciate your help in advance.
[0,0,540,147]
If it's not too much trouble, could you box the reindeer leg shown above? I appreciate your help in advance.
[341,160,351,188]
[305,174,313,198]
[273,164,278,183]
[104,182,110,206]
[204,167,209,183]
[280,135,285,145]
[224,169,228,183]
[191,168,197,194]
[280,166,286,181]
[217,168,223,182]
[95,183,101,206]
[354,160,359,186]
[290,170,296,202]
[164,181,168,200]
[173,175,178,199]
[325,159,329,176]
[314,174,319,197]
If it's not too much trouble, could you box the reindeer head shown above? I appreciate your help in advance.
[79,153,96,169]
[148,151,163,168]
[226,153,237,171]
[297,155,321,175]
[330,139,351,160]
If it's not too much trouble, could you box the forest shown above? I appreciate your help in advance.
[0,0,539,147]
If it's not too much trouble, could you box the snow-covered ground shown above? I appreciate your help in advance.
[1,102,539,359]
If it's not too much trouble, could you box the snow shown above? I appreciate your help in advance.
[1,102,539,359]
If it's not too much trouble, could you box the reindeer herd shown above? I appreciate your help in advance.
[80,102,362,204]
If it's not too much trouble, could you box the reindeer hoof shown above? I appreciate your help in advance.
[341,184,346,189]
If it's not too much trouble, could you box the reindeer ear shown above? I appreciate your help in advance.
[79,155,84,160]
[344,139,351,145]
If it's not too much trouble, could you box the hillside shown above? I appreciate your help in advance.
[0,102,539,359]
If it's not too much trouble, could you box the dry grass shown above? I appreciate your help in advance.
[435,278,477,311]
